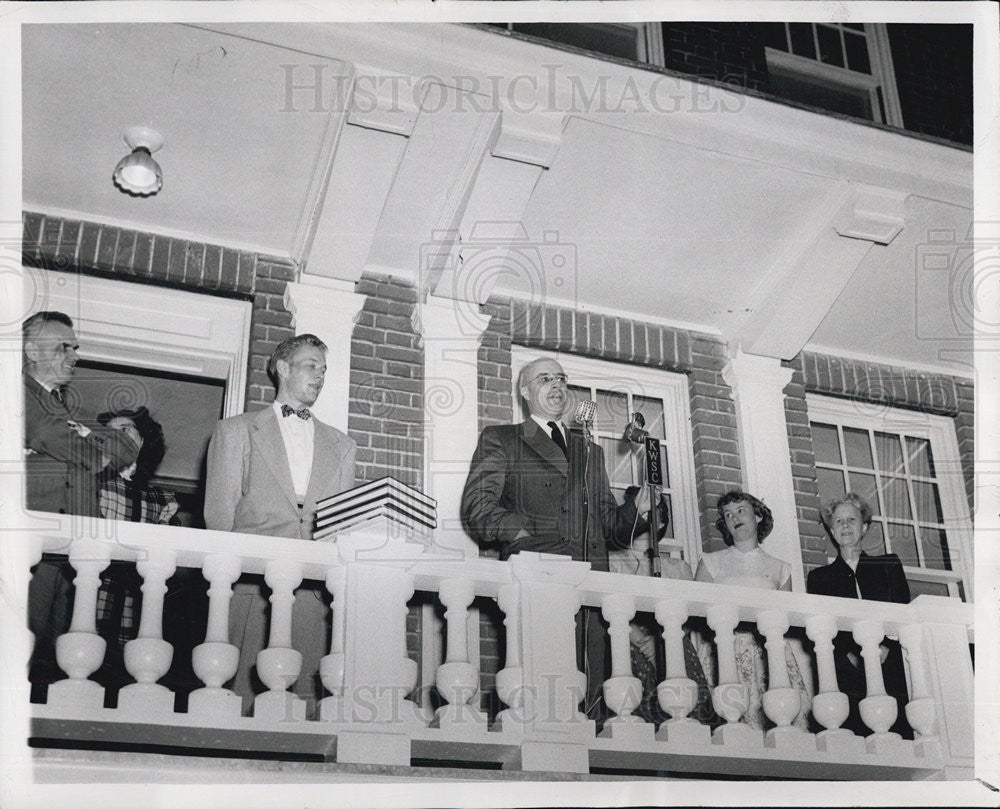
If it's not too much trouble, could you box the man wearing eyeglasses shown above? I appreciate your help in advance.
[461,356,649,719]
[23,310,140,697]
[205,333,356,714]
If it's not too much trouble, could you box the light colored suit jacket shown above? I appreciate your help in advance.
[204,406,357,540]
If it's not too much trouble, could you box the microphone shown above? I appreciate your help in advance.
[573,400,596,428]
[622,412,647,444]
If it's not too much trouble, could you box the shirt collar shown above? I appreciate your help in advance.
[530,414,565,436]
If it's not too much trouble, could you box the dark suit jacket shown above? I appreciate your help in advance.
[460,419,638,572]
[807,552,912,737]
[23,373,139,517]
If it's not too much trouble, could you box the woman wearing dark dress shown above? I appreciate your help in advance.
[806,492,912,738]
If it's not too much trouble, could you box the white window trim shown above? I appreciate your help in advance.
[27,267,252,417]
[512,346,702,567]
[807,393,973,600]
[765,23,904,128]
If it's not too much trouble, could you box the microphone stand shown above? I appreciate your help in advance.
[624,413,664,578]
[579,417,592,565]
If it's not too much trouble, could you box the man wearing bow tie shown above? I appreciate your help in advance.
[22,310,140,696]
[205,333,356,713]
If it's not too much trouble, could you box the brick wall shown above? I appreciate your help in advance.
[349,273,424,488]
[786,350,975,573]
[661,23,770,93]
[887,24,973,147]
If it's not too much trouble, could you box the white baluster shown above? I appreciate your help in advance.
[319,564,347,721]
[805,613,864,755]
[253,558,305,722]
[706,604,759,746]
[189,553,242,720]
[48,539,112,711]
[119,547,177,716]
[654,599,708,744]
[432,578,487,733]
[899,622,940,758]
[853,618,902,754]
[598,593,650,741]
[758,610,811,750]
[494,583,524,733]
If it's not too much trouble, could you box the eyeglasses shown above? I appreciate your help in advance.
[532,372,567,385]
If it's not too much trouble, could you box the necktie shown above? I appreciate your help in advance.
[547,421,568,457]
[281,404,311,420]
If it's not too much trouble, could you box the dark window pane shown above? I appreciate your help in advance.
[908,578,951,599]
[913,481,944,524]
[817,467,846,504]
[862,521,886,556]
[662,493,674,539]
[887,522,919,566]
[848,472,880,516]
[884,477,913,520]
[875,431,904,475]
[920,527,952,571]
[633,394,665,440]
[844,427,873,468]
[596,388,628,434]
[659,444,671,489]
[843,23,866,32]
[906,437,936,478]
[789,23,817,59]
[767,67,875,120]
[844,32,871,73]
[811,422,842,464]
[601,435,634,489]
[817,25,844,67]
[763,23,789,51]
[512,23,639,62]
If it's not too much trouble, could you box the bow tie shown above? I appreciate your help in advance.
[49,386,66,406]
[281,404,311,420]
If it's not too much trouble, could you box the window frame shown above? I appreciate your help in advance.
[807,393,973,601]
[512,346,701,567]
[764,22,904,127]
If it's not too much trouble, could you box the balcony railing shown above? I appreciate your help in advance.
[21,515,974,781]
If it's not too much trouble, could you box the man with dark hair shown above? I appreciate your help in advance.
[205,333,357,714]
[22,310,140,696]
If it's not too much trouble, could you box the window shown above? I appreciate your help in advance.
[807,394,972,601]
[762,22,903,126]
[512,348,699,566]
[489,23,665,67]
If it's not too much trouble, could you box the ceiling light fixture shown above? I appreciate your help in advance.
[113,126,164,197]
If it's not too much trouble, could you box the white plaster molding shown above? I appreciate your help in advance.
[833,185,907,245]
[414,294,492,560]
[721,349,804,592]
[284,279,364,434]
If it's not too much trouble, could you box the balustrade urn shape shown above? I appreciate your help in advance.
[253,558,306,722]
[433,578,486,732]
[805,613,863,754]
[493,583,524,733]
[757,610,811,751]
[48,539,112,712]
[706,604,759,747]
[898,623,940,758]
[319,565,347,720]
[653,599,708,745]
[190,554,243,721]
[853,619,902,753]
[599,593,644,736]
[119,547,177,716]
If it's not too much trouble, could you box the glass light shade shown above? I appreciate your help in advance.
[113,147,162,196]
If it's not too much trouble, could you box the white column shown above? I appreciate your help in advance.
[413,294,492,555]
[706,603,758,746]
[758,610,810,750]
[805,613,863,755]
[284,278,365,433]
[722,348,804,591]
[432,578,487,732]
[852,618,901,754]
[654,599,708,745]
[494,583,524,732]
[254,558,305,722]
[598,593,646,739]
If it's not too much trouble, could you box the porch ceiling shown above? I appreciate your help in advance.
[21,22,974,376]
